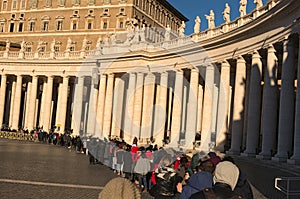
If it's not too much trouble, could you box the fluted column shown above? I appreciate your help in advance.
[87,77,98,136]
[71,76,84,136]
[228,56,246,155]
[57,76,69,133]
[185,69,199,149]
[242,51,263,156]
[153,72,168,147]
[273,38,295,161]
[200,65,214,152]
[111,77,125,138]
[216,61,231,152]
[27,75,38,130]
[103,73,115,138]
[132,72,144,140]
[95,74,107,138]
[257,45,279,159]
[123,73,136,143]
[169,70,184,147]
[11,75,22,130]
[43,76,53,132]
[141,73,155,140]
[289,35,300,164]
[0,74,7,128]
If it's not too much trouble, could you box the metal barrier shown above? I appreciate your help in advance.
[0,131,38,142]
[275,177,300,198]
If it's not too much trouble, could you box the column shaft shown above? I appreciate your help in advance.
[0,75,7,128]
[11,75,22,130]
[43,76,53,132]
[27,76,38,130]
[103,74,115,138]
[257,45,279,159]
[169,70,184,147]
[200,66,214,152]
[59,76,69,133]
[87,78,98,136]
[243,51,263,156]
[71,76,84,136]
[39,81,47,128]
[9,81,16,128]
[95,74,107,138]
[185,69,199,149]
[216,61,230,152]
[132,73,144,140]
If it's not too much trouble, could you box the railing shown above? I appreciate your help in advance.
[275,177,300,198]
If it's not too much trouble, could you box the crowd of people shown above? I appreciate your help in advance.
[86,137,253,199]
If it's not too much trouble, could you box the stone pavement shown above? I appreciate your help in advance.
[1,138,300,199]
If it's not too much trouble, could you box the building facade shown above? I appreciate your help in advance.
[1,0,300,165]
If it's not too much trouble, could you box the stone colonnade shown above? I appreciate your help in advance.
[0,33,300,164]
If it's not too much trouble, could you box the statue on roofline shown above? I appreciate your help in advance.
[223,3,231,24]
[178,21,185,37]
[239,0,247,17]
[205,10,215,29]
[194,16,201,34]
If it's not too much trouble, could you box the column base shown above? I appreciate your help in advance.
[256,153,272,160]
[241,152,256,158]
[226,149,240,155]
[272,153,288,162]
[287,158,300,165]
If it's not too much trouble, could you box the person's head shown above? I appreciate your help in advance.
[198,159,215,174]
[213,161,239,190]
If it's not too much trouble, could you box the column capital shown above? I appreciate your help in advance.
[221,60,230,67]
[267,44,276,53]
[237,56,246,63]
[252,50,261,59]
[205,64,215,70]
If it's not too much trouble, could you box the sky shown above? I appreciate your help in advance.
[167,0,269,35]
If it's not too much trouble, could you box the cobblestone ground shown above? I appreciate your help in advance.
[1,138,300,199]
[0,139,116,199]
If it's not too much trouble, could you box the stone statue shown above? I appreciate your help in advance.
[58,0,66,6]
[31,0,38,8]
[110,33,117,45]
[239,0,247,17]
[194,16,201,34]
[50,39,55,52]
[223,3,231,24]
[254,0,263,9]
[20,40,26,52]
[44,0,52,7]
[164,25,171,41]
[178,21,185,37]
[205,10,215,29]
[139,24,146,42]
[96,37,102,49]
[37,40,43,52]
[5,40,10,51]
[66,38,72,51]
[82,38,88,51]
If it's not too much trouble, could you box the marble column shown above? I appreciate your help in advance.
[95,74,107,138]
[242,51,263,156]
[0,74,7,128]
[43,76,53,132]
[257,45,279,159]
[141,73,155,140]
[153,72,168,147]
[103,73,115,138]
[11,75,22,130]
[39,80,47,128]
[273,38,295,161]
[196,85,203,133]
[9,81,16,128]
[228,56,246,155]
[132,72,144,140]
[111,77,125,138]
[57,76,69,133]
[185,69,199,149]
[87,78,98,136]
[216,61,230,152]
[55,83,62,130]
[24,82,31,129]
[200,65,214,152]
[289,35,300,164]
[71,76,84,136]
[27,75,38,130]
[169,70,184,147]
[123,73,136,143]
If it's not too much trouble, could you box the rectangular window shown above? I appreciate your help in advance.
[119,21,123,28]
[103,22,107,29]
[42,21,49,31]
[0,23,4,32]
[87,22,92,29]
[21,0,26,9]
[2,0,7,10]
[56,21,63,30]
[18,22,23,32]
[9,23,14,32]
[12,0,17,10]
[29,22,35,31]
